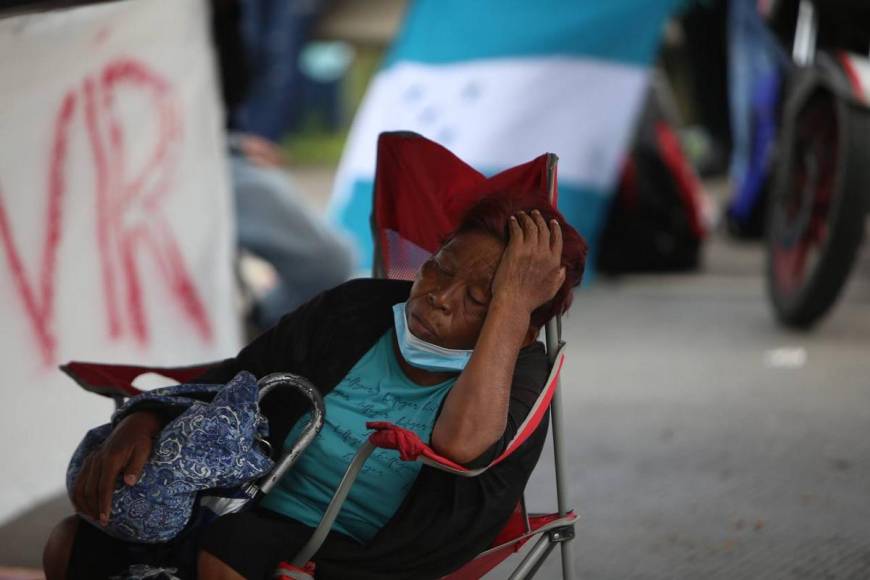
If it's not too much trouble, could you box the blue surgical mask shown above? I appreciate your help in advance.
[392,302,473,373]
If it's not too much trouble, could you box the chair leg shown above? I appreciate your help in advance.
[508,524,575,580]
[559,532,576,580]
[544,315,576,580]
[549,374,576,580]
[507,533,558,580]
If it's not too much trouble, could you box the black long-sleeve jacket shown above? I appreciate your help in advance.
[198,277,551,579]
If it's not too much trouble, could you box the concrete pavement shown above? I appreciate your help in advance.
[493,232,870,579]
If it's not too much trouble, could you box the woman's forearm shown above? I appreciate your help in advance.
[431,297,530,463]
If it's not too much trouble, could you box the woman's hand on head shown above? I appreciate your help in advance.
[491,210,566,316]
[71,411,161,526]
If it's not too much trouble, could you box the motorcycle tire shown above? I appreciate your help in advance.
[766,67,870,329]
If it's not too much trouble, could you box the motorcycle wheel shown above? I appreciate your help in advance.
[766,68,870,329]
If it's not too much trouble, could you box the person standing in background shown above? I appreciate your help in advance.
[214,0,354,331]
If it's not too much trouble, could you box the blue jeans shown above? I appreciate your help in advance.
[232,0,318,140]
[231,154,354,328]
[728,0,782,187]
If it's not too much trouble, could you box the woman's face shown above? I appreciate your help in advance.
[405,231,505,350]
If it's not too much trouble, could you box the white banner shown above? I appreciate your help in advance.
[0,0,240,523]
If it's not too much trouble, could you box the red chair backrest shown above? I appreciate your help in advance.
[372,131,558,279]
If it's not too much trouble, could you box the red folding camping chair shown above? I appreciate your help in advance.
[61,131,577,579]
[367,131,577,579]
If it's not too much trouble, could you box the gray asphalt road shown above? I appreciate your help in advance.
[3,190,868,578]
[493,233,870,579]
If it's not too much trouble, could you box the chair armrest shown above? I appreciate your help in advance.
[366,345,566,478]
[60,362,144,399]
[60,361,218,399]
[366,422,477,475]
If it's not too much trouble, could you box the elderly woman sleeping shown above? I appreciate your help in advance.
[44,190,587,580]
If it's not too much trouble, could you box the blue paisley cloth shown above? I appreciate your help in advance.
[66,371,275,544]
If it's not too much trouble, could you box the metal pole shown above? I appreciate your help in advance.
[546,318,576,580]
[508,533,558,580]
[550,385,576,579]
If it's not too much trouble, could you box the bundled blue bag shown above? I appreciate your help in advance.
[66,371,275,543]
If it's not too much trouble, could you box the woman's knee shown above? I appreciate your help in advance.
[197,549,246,580]
[43,515,79,580]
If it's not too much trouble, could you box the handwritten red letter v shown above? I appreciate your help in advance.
[0,92,76,365]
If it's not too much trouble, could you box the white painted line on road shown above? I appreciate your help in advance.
[764,347,808,369]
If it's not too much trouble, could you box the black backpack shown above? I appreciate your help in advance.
[598,82,706,273]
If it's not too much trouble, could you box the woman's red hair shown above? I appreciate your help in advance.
[451,190,587,328]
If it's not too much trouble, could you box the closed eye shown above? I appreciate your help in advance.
[467,291,487,307]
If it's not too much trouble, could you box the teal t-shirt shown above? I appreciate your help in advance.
[260,329,457,543]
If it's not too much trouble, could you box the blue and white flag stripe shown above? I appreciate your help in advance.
[330,0,682,270]
[384,1,678,66]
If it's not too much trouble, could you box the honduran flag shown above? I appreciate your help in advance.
[329,0,683,270]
